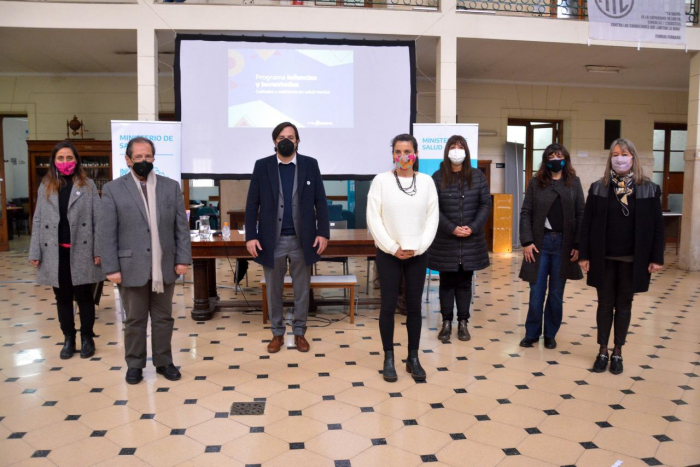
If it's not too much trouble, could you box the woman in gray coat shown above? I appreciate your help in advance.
[427,135,491,342]
[29,141,104,359]
[519,143,584,350]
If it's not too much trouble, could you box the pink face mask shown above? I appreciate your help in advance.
[55,161,76,176]
[395,153,416,170]
[611,156,633,174]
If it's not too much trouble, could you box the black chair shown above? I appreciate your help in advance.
[14,207,30,237]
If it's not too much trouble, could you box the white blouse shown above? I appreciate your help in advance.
[366,170,439,256]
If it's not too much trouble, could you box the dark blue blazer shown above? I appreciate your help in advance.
[245,154,330,269]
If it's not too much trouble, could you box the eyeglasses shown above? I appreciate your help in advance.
[130,156,154,162]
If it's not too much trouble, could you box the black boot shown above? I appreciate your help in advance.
[80,334,95,359]
[406,349,426,382]
[60,336,76,360]
[609,354,624,375]
[593,352,609,373]
[383,351,398,382]
[437,321,452,342]
[457,320,471,341]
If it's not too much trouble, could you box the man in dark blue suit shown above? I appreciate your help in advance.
[245,122,330,353]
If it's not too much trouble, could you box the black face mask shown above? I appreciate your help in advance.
[131,161,154,178]
[276,139,296,157]
[546,159,565,173]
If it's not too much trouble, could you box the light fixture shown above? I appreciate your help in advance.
[585,65,622,74]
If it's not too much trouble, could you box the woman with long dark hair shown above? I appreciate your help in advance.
[428,135,491,342]
[519,143,584,350]
[579,138,664,375]
[28,141,104,359]
[367,134,439,382]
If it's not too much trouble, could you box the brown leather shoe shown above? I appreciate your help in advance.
[267,336,284,353]
[294,335,310,353]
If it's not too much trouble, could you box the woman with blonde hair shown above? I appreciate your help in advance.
[579,138,664,375]
[29,141,104,359]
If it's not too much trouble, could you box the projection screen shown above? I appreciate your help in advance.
[175,35,416,179]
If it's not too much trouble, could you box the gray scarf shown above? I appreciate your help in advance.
[130,170,164,293]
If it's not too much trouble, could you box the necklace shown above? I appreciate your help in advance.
[393,170,417,196]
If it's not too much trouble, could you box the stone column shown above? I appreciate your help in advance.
[137,27,158,121]
[680,52,700,271]
[436,34,457,124]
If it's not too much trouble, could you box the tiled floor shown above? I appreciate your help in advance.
[0,238,699,466]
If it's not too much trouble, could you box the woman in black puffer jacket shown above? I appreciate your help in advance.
[428,135,491,342]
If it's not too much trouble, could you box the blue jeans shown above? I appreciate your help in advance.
[525,232,567,340]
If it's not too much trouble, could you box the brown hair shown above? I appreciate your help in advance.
[603,138,646,186]
[42,141,88,199]
[534,143,577,187]
[391,134,419,171]
[440,135,473,190]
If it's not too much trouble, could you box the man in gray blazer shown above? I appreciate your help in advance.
[98,137,191,385]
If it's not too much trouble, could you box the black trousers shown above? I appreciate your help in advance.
[439,266,473,322]
[375,248,427,351]
[53,246,96,338]
[596,259,634,347]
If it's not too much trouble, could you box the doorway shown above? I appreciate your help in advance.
[653,123,687,213]
[506,119,564,191]
[0,116,30,252]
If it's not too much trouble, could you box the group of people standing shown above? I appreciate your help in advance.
[365,134,664,382]
[517,138,664,375]
[28,123,664,387]
[30,138,192,385]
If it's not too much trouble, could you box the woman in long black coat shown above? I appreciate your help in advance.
[579,138,664,375]
[519,144,584,350]
[427,135,491,342]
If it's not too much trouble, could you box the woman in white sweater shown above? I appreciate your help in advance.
[367,134,439,382]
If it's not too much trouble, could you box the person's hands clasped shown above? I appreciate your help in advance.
[313,236,328,255]
[648,263,663,274]
[107,272,122,284]
[394,247,415,260]
[29,260,39,268]
[523,244,539,263]
[452,226,472,237]
[175,264,189,275]
[578,260,589,273]
[246,239,262,258]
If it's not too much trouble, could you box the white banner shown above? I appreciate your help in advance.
[413,124,479,177]
[111,121,182,184]
[588,0,686,45]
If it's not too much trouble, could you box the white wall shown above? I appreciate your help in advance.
[0,75,174,140]
[2,117,29,200]
[417,79,689,193]
[0,74,689,200]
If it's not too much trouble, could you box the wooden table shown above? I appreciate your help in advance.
[190,230,376,321]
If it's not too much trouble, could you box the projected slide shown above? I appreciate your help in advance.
[227,49,354,128]
[177,36,414,177]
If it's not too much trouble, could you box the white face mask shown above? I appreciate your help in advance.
[448,148,466,165]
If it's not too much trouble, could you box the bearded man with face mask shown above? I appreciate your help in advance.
[245,122,330,353]
[98,137,192,385]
